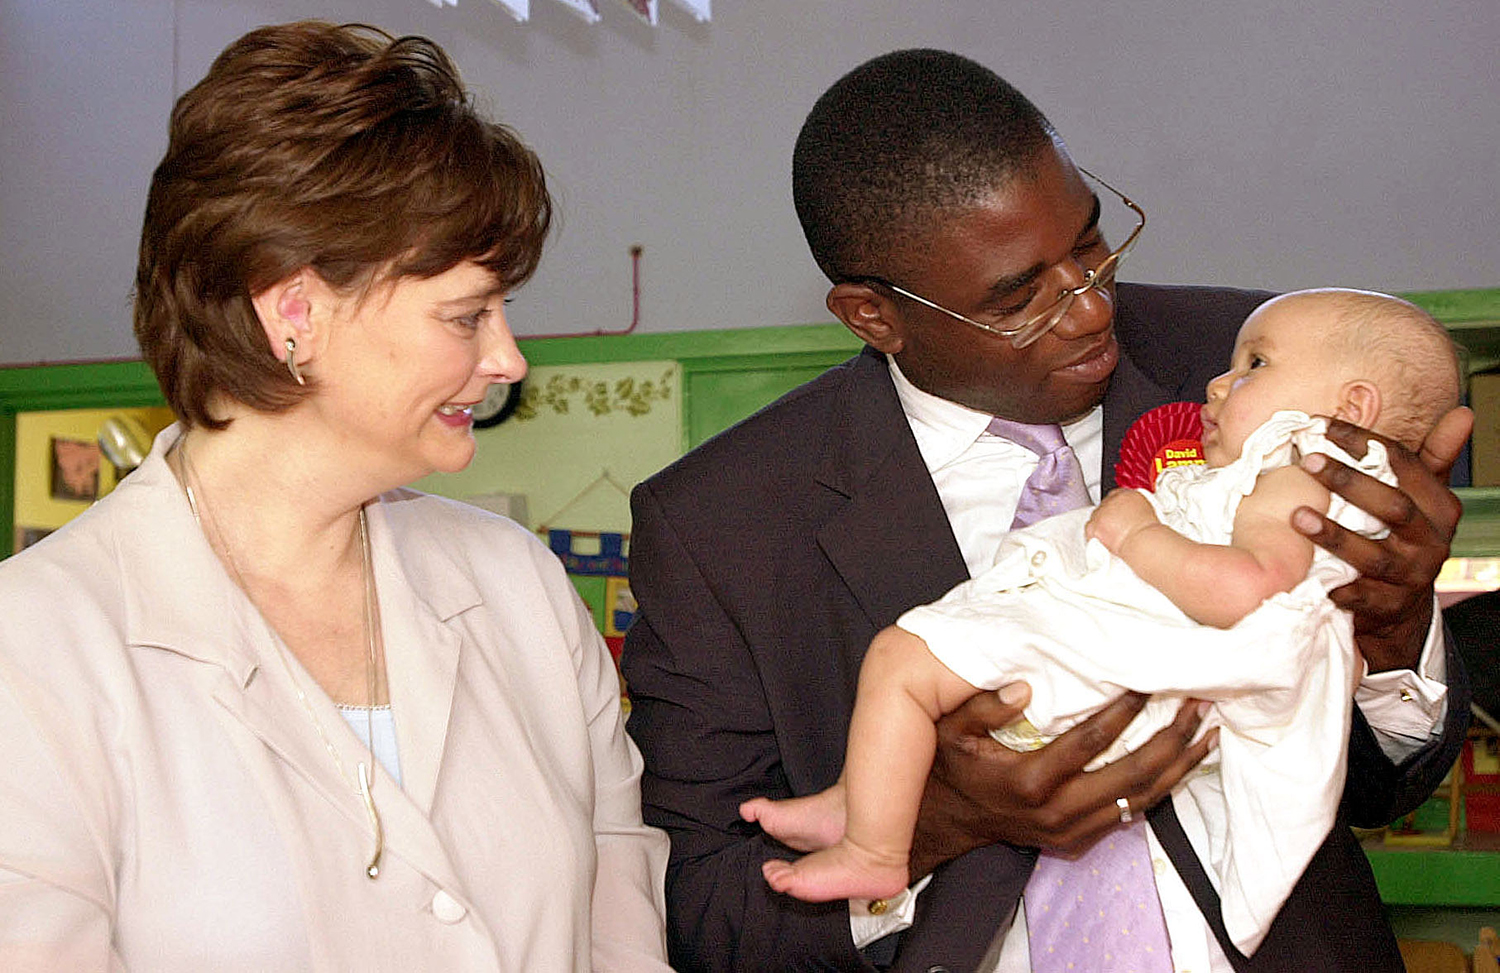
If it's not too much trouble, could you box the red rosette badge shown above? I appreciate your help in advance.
[1114,401,1206,491]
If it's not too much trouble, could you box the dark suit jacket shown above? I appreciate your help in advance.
[621,283,1470,973]
[1444,590,1499,715]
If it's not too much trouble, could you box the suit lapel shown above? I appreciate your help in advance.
[210,663,388,837]
[813,350,970,628]
[347,497,479,891]
[119,439,359,813]
[1107,302,1246,964]
[1100,338,1176,494]
[116,444,412,865]
[364,502,464,818]
[119,435,471,894]
[816,338,1179,615]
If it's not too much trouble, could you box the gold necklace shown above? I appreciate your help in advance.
[172,435,385,880]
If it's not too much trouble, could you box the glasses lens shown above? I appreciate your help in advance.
[1088,251,1123,288]
[1008,177,1141,349]
[1009,243,1126,350]
[1009,292,1073,349]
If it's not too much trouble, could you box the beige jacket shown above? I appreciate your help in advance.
[0,429,671,972]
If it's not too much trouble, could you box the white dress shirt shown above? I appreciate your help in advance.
[850,359,1449,973]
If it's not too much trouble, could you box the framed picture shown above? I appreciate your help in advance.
[50,437,101,501]
[604,575,636,638]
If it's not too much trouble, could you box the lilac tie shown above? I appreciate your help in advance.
[986,417,1092,530]
[986,416,1173,972]
[1025,830,1173,972]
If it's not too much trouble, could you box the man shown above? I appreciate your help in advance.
[622,49,1471,972]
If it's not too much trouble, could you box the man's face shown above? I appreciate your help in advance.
[880,147,1120,424]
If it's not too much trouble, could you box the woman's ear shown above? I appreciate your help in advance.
[827,283,906,354]
[249,270,325,367]
[1334,378,1382,430]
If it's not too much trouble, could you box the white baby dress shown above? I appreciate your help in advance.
[897,410,1395,955]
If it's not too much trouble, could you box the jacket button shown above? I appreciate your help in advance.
[432,890,467,924]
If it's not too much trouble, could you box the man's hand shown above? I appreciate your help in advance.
[1292,408,1473,674]
[907,684,1214,877]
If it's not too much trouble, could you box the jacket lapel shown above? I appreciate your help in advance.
[118,438,387,839]
[1106,326,1237,958]
[814,349,970,629]
[1100,340,1176,494]
[117,431,473,894]
[808,340,1184,630]
[364,500,467,817]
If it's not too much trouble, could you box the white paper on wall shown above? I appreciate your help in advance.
[666,0,709,22]
[488,0,529,19]
[427,0,707,23]
[552,0,602,22]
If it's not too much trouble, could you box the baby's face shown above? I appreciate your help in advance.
[1200,299,1351,466]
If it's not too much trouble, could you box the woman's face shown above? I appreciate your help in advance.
[311,260,527,486]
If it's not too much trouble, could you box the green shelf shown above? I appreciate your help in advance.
[1364,841,1500,907]
[1453,488,1500,558]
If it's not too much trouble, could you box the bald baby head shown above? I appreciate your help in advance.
[1263,288,1461,451]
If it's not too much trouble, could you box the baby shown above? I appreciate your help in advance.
[738,288,1462,952]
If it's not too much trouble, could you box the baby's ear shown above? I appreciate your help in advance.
[1334,379,1382,430]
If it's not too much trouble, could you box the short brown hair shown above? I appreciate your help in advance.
[134,20,553,428]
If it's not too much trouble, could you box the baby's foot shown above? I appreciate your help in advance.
[762,842,910,903]
[739,787,846,852]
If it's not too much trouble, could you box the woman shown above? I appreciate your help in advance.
[0,21,671,971]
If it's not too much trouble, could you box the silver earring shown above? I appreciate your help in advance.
[285,337,305,386]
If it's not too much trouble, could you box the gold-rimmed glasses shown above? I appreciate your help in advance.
[852,167,1145,349]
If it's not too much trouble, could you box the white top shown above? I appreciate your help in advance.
[339,705,403,787]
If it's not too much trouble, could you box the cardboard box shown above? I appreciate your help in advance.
[1465,736,1500,833]
[1471,372,1500,487]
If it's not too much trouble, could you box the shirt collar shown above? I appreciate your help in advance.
[886,356,995,473]
[886,355,1104,486]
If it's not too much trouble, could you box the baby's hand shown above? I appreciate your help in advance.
[1086,489,1159,553]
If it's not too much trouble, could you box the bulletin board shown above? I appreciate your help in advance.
[413,360,681,533]
[11,404,175,553]
[0,322,861,560]
[412,359,683,643]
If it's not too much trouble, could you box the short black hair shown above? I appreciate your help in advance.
[792,49,1056,284]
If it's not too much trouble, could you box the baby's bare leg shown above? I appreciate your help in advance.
[740,780,847,852]
[756,626,980,902]
[761,835,910,901]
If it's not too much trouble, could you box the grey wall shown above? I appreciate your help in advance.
[2,0,1496,365]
